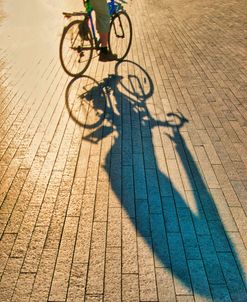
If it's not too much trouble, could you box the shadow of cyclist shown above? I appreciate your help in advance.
[65,61,247,301]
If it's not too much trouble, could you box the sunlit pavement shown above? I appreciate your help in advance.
[0,0,247,301]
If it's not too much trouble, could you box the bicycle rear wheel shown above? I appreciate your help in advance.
[109,11,132,61]
[59,19,93,77]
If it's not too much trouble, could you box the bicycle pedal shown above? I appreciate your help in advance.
[76,46,83,53]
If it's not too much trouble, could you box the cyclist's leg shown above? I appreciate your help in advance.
[90,0,117,61]
[90,0,110,44]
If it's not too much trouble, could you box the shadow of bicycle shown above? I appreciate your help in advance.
[65,60,247,301]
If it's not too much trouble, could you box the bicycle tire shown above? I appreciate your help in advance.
[109,11,132,61]
[65,76,106,130]
[59,19,93,77]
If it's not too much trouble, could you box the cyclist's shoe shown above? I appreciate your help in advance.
[99,49,118,62]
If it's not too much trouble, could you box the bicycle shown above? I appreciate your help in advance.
[59,0,132,77]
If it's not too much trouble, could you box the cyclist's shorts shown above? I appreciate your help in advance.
[90,0,110,33]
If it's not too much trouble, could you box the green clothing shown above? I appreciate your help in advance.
[90,0,110,33]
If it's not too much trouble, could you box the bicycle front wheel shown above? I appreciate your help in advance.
[109,11,132,61]
[59,19,93,77]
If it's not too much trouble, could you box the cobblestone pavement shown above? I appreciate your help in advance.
[0,0,247,301]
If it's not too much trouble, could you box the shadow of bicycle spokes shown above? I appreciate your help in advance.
[65,60,247,301]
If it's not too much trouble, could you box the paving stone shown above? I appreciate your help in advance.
[155,146,173,197]
[21,226,48,273]
[146,168,163,214]
[188,259,213,301]
[122,217,138,274]
[86,222,107,295]
[185,190,210,236]
[137,237,158,301]
[161,196,180,233]
[174,137,197,192]
[29,249,58,302]
[67,263,87,302]
[155,267,176,302]
[49,216,79,301]
[94,181,109,222]
[168,233,193,295]
[198,235,225,285]
[0,233,16,278]
[230,207,247,249]
[1,0,247,301]
[210,188,238,232]
[0,258,23,302]
[11,273,35,302]
[218,253,247,301]
[227,232,247,289]
[231,180,247,215]
[150,213,170,268]
[107,207,121,247]
[176,296,195,302]
[195,145,220,189]
[122,165,135,218]
[109,152,121,208]
[208,220,232,253]
[213,164,241,207]
[122,274,140,302]
[166,159,187,208]
[210,285,232,302]
[177,207,201,260]
[133,153,147,200]
[104,247,121,302]
[85,295,103,302]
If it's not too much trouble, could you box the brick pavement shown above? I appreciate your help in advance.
[0,0,247,301]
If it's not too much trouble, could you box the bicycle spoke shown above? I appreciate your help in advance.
[59,20,94,77]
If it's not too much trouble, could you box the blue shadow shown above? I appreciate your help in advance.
[65,61,247,301]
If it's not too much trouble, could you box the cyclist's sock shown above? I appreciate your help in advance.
[100,47,108,54]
